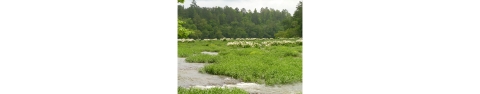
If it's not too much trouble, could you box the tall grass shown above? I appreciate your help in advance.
[178,39,302,86]
[202,47,302,85]
[178,41,227,57]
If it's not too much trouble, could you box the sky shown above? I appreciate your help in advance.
[178,0,302,15]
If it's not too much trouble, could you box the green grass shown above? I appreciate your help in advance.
[178,39,302,86]
[178,87,248,94]
[202,52,302,85]
[185,54,218,63]
[178,41,228,57]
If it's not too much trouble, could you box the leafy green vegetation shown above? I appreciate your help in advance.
[185,54,218,63]
[179,39,302,85]
[178,19,194,38]
[275,1,302,38]
[178,87,248,94]
[178,0,303,93]
[178,0,303,39]
[177,0,193,38]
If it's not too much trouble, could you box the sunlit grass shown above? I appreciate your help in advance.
[202,49,302,85]
[178,39,302,86]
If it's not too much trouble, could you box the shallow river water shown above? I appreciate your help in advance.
[178,52,302,94]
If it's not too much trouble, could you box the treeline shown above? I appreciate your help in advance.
[178,0,302,39]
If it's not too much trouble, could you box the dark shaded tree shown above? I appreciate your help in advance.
[178,0,297,39]
[275,1,302,38]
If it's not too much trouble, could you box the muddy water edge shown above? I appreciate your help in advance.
[178,58,241,87]
[178,52,302,94]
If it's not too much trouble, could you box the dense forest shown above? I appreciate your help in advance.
[178,0,302,39]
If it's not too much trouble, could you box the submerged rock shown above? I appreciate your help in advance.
[200,51,218,55]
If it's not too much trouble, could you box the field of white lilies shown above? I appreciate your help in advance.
[179,38,302,48]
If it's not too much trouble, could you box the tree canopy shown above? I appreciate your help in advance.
[178,0,302,39]
[275,1,302,38]
[178,0,194,38]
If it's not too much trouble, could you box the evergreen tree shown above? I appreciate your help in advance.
[177,0,299,39]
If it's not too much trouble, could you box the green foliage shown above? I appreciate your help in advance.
[185,54,218,63]
[178,0,190,38]
[178,0,184,3]
[275,1,302,38]
[178,19,194,38]
[202,54,302,85]
[178,40,228,57]
[274,30,288,38]
[178,1,294,39]
[178,87,248,94]
[179,40,302,86]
